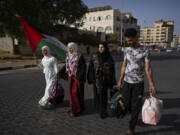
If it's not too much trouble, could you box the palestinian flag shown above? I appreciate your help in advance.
[19,16,67,60]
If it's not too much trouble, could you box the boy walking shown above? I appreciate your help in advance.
[118,28,156,135]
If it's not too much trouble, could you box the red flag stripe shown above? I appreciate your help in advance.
[19,16,45,53]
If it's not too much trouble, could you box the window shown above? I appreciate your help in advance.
[97,16,103,21]
[117,16,120,21]
[89,17,91,22]
[105,26,112,33]
[93,17,96,21]
[83,17,88,23]
[105,26,112,31]
[105,15,112,20]
[97,27,104,32]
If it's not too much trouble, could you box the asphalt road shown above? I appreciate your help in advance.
[0,52,180,135]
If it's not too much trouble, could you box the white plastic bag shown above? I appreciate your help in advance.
[142,94,163,125]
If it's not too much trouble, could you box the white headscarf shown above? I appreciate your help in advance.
[42,46,52,59]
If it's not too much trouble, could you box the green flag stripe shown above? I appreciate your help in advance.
[36,40,67,60]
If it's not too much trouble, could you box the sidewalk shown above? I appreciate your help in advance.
[0,51,37,70]
[0,61,37,70]
[0,50,67,70]
[0,52,90,71]
[0,60,66,71]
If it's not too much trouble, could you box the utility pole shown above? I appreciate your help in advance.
[120,0,124,50]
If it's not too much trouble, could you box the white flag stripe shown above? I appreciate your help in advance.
[43,34,68,52]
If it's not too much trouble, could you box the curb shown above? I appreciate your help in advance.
[0,63,64,71]
[0,64,37,71]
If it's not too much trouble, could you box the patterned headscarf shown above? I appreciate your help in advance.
[67,42,78,53]
[66,42,80,76]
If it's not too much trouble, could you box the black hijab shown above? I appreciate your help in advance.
[97,42,111,65]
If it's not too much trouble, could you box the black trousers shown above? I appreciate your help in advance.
[93,85,108,116]
[121,81,144,131]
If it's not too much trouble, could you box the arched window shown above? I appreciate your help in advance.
[105,15,112,20]
[97,16,103,21]
[97,27,104,32]
[105,26,112,33]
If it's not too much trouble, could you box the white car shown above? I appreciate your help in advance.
[166,49,173,52]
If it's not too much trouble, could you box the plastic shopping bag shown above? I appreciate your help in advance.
[142,94,163,125]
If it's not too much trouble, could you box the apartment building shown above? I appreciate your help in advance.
[171,34,180,48]
[140,19,174,48]
[140,27,154,45]
[77,5,139,43]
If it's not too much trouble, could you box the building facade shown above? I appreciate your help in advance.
[171,34,180,48]
[77,5,139,44]
[140,19,174,48]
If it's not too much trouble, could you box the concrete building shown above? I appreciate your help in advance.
[76,5,139,43]
[140,19,174,48]
[171,34,180,48]
[140,27,154,46]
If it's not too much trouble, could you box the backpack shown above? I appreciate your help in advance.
[107,89,126,118]
[49,81,64,105]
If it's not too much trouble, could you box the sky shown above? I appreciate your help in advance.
[82,0,180,35]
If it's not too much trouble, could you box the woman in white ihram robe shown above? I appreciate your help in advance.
[38,46,59,107]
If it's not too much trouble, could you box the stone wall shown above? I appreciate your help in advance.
[0,36,14,53]
[18,44,33,56]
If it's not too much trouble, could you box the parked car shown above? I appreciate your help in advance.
[166,48,173,53]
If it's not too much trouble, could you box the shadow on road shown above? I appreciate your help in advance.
[137,114,180,135]
[56,99,97,116]
[136,95,180,135]
[162,98,180,109]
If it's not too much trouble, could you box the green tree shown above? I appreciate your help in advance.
[106,33,119,42]
[0,0,87,52]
